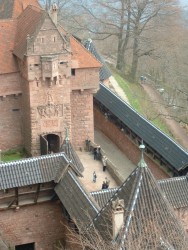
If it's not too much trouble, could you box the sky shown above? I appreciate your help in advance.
[179,0,188,6]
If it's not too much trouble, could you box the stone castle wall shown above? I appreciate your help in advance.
[94,107,168,179]
[71,90,94,150]
[0,202,65,250]
[0,73,23,150]
[0,94,23,151]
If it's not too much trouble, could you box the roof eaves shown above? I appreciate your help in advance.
[95,83,188,170]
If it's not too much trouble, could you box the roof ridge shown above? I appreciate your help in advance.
[0,152,66,167]
[158,176,187,183]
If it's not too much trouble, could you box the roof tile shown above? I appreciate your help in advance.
[0,19,18,73]
[13,5,45,59]
[70,36,102,69]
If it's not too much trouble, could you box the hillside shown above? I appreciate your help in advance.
[108,66,188,150]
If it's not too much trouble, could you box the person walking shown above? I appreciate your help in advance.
[102,181,106,189]
[97,146,101,160]
[105,177,110,188]
[93,148,97,160]
[93,171,97,183]
[102,155,107,172]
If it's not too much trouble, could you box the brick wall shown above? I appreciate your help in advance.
[94,107,168,179]
[71,90,94,150]
[0,202,65,250]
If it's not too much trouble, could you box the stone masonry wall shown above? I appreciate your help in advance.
[28,78,71,155]
[94,107,168,179]
[20,15,72,155]
[0,73,23,150]
[0,95,23,150]
[71,90,94,150]
[0,73,21,96]
[20,76,32,155]
[71,68,99,91]
[0,202,65,250]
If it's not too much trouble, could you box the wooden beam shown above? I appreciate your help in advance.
[8,199,16,208]
[0,188,54,202]
[34,183,40,203]
[15,187,18,206]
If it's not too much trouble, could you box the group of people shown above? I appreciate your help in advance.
[93,146,101,160]
[93,171,110,189]
[102,178,110,189]
[91,142,110,188]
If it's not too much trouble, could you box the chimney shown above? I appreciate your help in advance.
[112,198,124,239]
[50,3,58,25]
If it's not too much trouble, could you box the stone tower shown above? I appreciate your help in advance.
[0,1,101,155]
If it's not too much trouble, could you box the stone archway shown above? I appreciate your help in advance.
[46,134,60,153]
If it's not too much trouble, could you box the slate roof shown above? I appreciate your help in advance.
[84,39,111,81]
[55,170,99,227]
[93,147,188,249]
[91,177,188,210]
[0,153,69,190]
[90,188,118,209]
[158,176,188,209]
[61,138,84,173]
[95,83,188,171]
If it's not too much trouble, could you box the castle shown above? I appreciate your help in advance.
[0,0,101,156]
[0,1,188,250]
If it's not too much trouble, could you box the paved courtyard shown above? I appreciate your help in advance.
[94,129,136,180]
[77,150,118,192]
[77,129,136,193]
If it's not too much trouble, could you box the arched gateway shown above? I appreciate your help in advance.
[40,134,60,155]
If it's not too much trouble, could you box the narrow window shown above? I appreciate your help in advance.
[53,36,56,42]
[71,69,75,76]
[54,76,57,85]
[15,242,35,250]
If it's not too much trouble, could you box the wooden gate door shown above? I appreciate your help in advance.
[40,135,48,155]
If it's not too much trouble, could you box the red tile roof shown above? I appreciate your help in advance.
[0,19,18,74]
[12,0,41,18]
[70,36,102,69]
[0,0,101,74]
